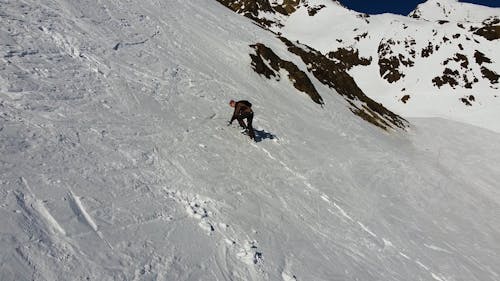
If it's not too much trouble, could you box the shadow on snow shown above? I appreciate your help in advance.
[252,129,277,143]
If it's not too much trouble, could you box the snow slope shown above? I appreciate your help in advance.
[409,0,500,21]
[1,0,500,281]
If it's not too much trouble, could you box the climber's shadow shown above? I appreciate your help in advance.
[253,129,277,143]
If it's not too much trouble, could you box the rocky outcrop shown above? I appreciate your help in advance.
[432,51,497,89]
[474,17,500,41]
[473,50,499,85]
[327,47,371,71]
[460,95,475,106]
[215,0,303,27]
[249,43,324,105]
[474,50,492,65]
[378,38,416,83]
[279,37,408,130]
[306,4,325,16]
[432,68,460,88]
[481,66,499,84]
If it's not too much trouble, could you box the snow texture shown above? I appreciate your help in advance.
[1,0,499,281]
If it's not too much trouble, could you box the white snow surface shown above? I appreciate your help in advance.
[409,0,500,22]
[1,1,500,281]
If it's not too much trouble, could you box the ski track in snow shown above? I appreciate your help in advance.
[12,178,101,280]
[17,177,67,237]
[68,190,113,249]
[162,187,266,278]
[252,143,451,281]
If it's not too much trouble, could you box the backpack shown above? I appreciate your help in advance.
[240,100,252,107]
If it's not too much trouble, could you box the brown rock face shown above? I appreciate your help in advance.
[215,0,303,26]
[327,48,371,71]
[250,43,324,105]
[378,39,407,83]
[279,37,408,130]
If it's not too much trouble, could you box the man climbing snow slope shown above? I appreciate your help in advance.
[228,99,255,140]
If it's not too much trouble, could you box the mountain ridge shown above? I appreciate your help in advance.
[215,0,500,132]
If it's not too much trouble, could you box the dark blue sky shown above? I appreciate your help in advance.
[340,0,500,15]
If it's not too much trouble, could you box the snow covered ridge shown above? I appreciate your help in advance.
[215,0,500,132]
[409,0,500,22]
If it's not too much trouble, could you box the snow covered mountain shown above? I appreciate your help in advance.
[217,0,500,132]
[409,0,500,22]
[1,0,500,281]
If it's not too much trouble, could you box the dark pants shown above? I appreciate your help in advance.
[237,112,255,139]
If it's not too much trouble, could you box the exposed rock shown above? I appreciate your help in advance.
[460,97,472,106]
[474,25,500,41]
[279,37,408,130]
[438,53,478,89]
[215,0,273,18]
[401,95,410,104]
[249,50,277,79]
[405,37,417,48]
[356,13,370,24]
[454,53,469,69]
[306,4,325,16]
[250,43,324,105]
[483,16,500,26]
[399,54,414,67]
[433,68,459,89]
[273,0,301,15]
[474,17,500,40]
[421,42,434,58]
[378,39,408,83]
[408,8,421,19]
[481,66,500,84]
[215,0,274,26]
[354,32,368,42]
[378,56,404,83]
[215,0,302,27]
[474,50,492,65]
[459,95,476,106]
[375,37,416,83]
[327,47,371,71]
